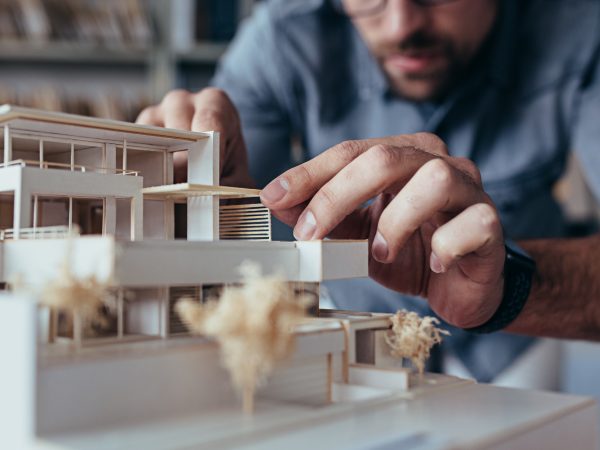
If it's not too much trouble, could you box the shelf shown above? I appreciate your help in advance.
[175,42,230,64]
[0,41,230,66]
[0,1,258,116]
[0,41,151,65]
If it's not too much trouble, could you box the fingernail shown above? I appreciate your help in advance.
[430,251,445,274]
[372,231,389,262]
[261,178,289,203]
[294,210,317,240]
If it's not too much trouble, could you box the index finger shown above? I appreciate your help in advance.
[292,145,478,241]
[259,132,448,208]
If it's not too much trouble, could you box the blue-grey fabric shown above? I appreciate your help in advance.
[212,0,600,382]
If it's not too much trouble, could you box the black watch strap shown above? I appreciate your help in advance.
[465,242,535,334]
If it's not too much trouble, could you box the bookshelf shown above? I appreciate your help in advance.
[0,0,256,121]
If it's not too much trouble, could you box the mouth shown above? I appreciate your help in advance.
[383,49,446,75]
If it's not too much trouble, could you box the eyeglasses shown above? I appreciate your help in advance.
[336,0,460,18]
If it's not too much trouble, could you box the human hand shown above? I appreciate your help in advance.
[260,133,505,328]
[136,88,254,187]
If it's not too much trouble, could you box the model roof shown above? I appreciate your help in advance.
[0,104,212,148]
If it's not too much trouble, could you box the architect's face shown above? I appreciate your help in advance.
[348,0,499,101]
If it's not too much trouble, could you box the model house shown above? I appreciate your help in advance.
[0,106,596,449]
[0,105,366,346]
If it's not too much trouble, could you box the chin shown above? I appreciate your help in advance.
[388,74,452,102]
[386,64,461,102]
[392,83,442,102]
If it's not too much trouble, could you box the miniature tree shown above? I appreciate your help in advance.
[385,309,450,375]
[39,262,114,343]
[176,261,311,414]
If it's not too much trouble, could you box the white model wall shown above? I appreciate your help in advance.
[127,151,165,187]
[0,295,37,447]
[126,288,163,336]
[1,236,115,286]
[115,198,132,240]
[296,240,369,281]
[143,200,168,239]
[73,146,105,168]
[115,241,300,286]
[37,327,346,435]
[37,342,238,434]
[21,167,142,199]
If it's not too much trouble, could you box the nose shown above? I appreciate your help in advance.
[382,0,429,42]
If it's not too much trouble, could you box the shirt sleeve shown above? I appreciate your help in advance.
[572,44,600,201]
[211,3,295,189]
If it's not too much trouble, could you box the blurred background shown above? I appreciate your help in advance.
[0,0,255,121]
[1,0,600,417]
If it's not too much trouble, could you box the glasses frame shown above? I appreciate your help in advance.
[335,0,461,18]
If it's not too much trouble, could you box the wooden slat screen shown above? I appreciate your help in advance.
[219,202,271,241]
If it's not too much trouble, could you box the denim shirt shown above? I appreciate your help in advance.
[213,0,600,381]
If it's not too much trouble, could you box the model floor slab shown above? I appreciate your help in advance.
[34,376,597,450]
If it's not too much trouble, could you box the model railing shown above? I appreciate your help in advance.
[0,225,76,241]
[0,159,139,176]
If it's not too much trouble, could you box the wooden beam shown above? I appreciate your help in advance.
[142,183,261,200]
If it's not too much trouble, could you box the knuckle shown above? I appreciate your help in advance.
[413,132,447,154]
[192,89,238,130]
[199,87,230,103]
[455,157,482,185]
[161,89,192,107]
[136,105,157,122]
[196,88,237,117]
[193,107,227,130]
[423,158,453,189]
[333,140,364,162]
[366,144,400,170]
[473,203,500,231]
[413,131,439,142]
[194,107,224,123]
[290,163,317,193]
[314,185,338,210]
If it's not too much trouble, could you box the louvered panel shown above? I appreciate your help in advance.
[168,286,200,336]
[219,202,271,241]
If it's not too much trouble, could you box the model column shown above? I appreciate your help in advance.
[187,131,219,241]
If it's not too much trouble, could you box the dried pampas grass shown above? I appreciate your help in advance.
[40,262,114,330]
[176,261,311,414]
[385,309,450,375]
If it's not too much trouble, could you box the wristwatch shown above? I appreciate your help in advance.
[465,239,536,334]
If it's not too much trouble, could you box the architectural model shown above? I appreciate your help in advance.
[0,105,597,450]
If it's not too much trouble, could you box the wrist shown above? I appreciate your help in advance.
[465,240,535,334]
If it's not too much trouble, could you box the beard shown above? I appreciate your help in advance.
[373,31,467,102]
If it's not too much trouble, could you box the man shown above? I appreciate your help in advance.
[137,0,600,381]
